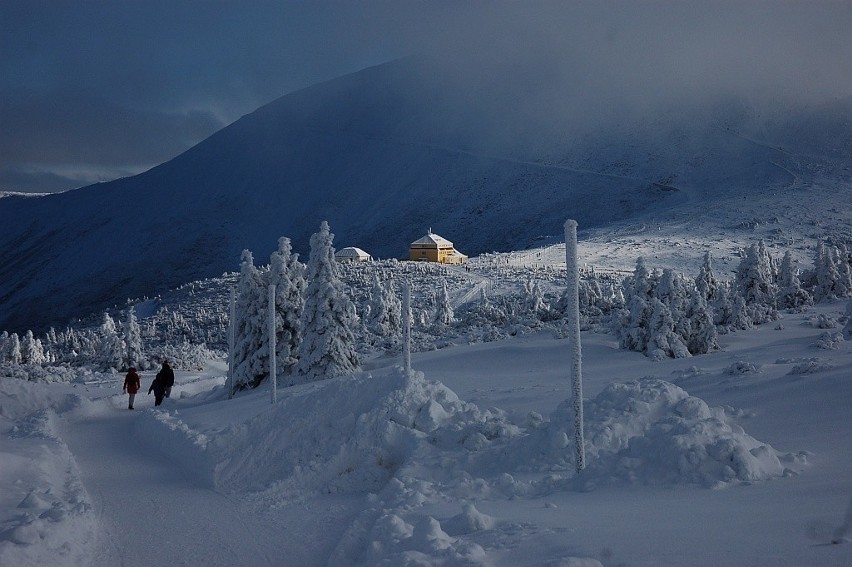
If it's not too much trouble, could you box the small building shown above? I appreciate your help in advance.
[409,230,468,264]
[335,247,372,263]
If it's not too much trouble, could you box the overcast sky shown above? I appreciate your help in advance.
[2,1,851,193]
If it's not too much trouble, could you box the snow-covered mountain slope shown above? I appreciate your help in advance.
[1,56,850,332]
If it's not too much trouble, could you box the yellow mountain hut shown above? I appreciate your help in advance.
[409,231,468,264]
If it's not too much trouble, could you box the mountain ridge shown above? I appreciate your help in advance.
[1,56,849,332]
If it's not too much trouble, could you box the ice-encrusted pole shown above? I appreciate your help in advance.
[268,284,277,404]
[564,219,586,472]
[402,279,412,374]
[227,287,236,399]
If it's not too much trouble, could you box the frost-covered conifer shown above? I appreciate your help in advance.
[777,251,812,309]
[77,330,97,362]
[367,271,402,340]
[7,333,22,364]
[685,288,719,354]
[233,250,268,389]
[465,286,509,327]
[98,313,125,370]
[814,241,842,301]
[836,244,852,298]
[695,251,718,302]
[711,281,734,332]
[123,306,144,368]
[525,279,550,319]
[295,221,360,382]
[267,237,306,373]
[616,257,654,352]
[575,275,603,316]
[46,327,58,348]
[734,240,779,325]
[434,280,455,328]
[655,269,690,340]
[730,294,753,330]
[736,241,777,306]
[843,300,852,340]
[20,330,46,365]
[0,332,7,362]
[646,299,691,360]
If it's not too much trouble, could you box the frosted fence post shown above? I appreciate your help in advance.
[564,219,586,472]
[227,287,236,399]
[268,284,277,404]
[403,279,411,374]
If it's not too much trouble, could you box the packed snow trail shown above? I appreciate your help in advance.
[60,395,277,566]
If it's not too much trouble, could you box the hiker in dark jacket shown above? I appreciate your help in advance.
[148,375,166,407]
[157,360,176,398]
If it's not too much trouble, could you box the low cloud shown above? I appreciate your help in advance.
[2,1,850,192]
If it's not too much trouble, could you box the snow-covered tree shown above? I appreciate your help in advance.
[711,281,735,332]
[655,268,690,340]
[123,306,144,368]
[524,279,552,319]
[267,237,306,374]
[646,299,691,360]
[729,294,753,331]
[695,251,719,302]
[734,240,778,325]
[836,244,852,298]
[98,312,125,370]
[814,241,842,301]
[685,288,719,355]
[20,330,46,365]
[434,280,455,328]
[777,251,812,309]
[576,275,604,316]
[843,300,852,340]
[233,249,268,389]
[616,257,655,352]
[295,221,360,383]
[366,271,402,340]
[464,286,509,327]
[7,333,22,364]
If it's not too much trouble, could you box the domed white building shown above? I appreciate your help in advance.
[334,247,372,263]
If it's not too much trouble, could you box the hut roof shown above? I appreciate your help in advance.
[410,232,453,247]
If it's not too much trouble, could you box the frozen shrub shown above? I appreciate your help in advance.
[725,361,762,375]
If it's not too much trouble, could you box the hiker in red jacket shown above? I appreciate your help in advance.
[123,367,141,410]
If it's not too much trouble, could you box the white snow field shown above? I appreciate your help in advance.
[2,299,851,566]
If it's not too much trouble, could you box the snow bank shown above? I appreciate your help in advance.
[0,406,96,566]
[546,378,792,489]
[128,369,802,564]
[0,376,93,420]
[206,367,519,495]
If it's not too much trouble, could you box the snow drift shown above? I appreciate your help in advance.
[138,370,796,498]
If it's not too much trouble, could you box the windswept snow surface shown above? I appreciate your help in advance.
[2,302,852,566]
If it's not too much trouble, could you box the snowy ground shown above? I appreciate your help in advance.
[2,298,851,566]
